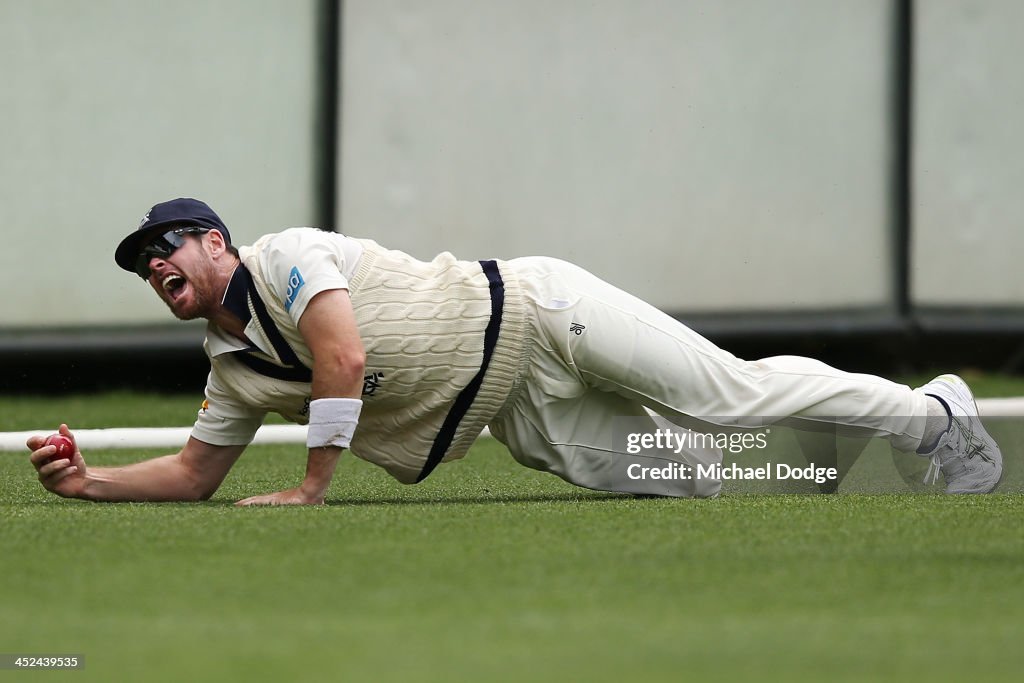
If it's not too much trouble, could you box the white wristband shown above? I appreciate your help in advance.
[307,398,363,449]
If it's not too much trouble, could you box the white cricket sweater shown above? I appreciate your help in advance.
[195,232,530,484]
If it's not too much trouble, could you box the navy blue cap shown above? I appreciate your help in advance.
[115,198,231,273]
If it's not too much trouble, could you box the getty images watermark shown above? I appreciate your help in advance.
[612,414,1018,494]
[616,418,838,485]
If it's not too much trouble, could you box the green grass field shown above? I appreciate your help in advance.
[1,383,1022,682]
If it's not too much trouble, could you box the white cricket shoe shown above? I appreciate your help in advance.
[918,374,1002,494]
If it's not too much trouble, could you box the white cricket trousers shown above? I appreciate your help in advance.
[488,257,929,498]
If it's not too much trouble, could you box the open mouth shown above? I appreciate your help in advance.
[161,274,188,300]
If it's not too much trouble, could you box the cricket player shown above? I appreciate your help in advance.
[27,198,1002,503]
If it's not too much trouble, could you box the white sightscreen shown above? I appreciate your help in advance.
[0,0,322,328]
[339,0,896,313]
[912,0,1024,307]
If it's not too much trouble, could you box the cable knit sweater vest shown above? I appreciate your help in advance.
[232,237,529,484]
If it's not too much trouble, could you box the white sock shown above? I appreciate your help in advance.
[917,396,951,454]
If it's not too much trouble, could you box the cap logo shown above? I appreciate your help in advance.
[138,210,151,228]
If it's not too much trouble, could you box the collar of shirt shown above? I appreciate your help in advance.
[205,265,275,358]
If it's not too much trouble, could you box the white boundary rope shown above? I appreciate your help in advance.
[2,398,1022,452]
[0,424,307,451]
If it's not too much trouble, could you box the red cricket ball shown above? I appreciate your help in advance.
[43,434,75,464]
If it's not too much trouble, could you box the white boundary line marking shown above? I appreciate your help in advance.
[3,397,1023,451]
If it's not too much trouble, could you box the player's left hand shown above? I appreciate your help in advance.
[235,486,325,506]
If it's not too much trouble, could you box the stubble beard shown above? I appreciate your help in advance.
[165,263,217,321]
[166,286,209,321]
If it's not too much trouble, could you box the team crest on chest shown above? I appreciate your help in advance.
[363,372,385,396]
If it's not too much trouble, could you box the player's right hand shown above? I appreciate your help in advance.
[26,424,88,499]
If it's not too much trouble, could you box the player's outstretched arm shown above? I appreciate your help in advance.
[236,289,365,506]
[27,425,246,502]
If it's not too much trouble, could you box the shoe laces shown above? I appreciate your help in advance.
[923,417,985,485]
[924,453,943,486]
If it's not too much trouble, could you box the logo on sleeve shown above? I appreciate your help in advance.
[285,266,305,311]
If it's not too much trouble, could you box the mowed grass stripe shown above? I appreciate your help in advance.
[2,437,1023,682]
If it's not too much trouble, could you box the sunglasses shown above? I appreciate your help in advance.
[135,227,210,279]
